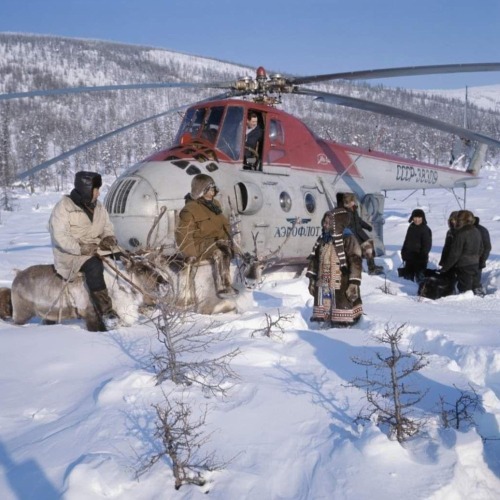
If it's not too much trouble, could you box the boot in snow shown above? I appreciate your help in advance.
[91,288,119,330]
[367,257,384,275]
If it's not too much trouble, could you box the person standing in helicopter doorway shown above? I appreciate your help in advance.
[340,193,384,275]
[49,171,120,331]
[306,207,363,328]
[401,208,432,283]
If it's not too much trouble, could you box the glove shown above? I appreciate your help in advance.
[80,243,98,256]
[308,279,316,296]
[345,283,359,302]
[99,235,118,251]
[340,265,348,276]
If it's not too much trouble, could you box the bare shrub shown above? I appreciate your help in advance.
[148,291,240,397]
[438,383,482,430]
[251,308,294,339]
[139,391,228,490]
[349,322,429,443]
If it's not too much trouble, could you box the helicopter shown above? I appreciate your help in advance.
[4,62,500,271]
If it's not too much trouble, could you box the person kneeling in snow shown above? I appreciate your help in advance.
[306,207,363,328]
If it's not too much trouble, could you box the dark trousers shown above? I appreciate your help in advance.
[456,264,480,293]
[80,256,106,292]
[403,260,427,283]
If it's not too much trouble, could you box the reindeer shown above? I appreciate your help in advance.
[9,255,165,331]
[138,250,238,315]
[237,219,300,288]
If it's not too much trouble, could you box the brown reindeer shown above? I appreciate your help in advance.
[10,257,165,331]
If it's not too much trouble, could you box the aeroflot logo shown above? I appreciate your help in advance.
[396,164,438,184]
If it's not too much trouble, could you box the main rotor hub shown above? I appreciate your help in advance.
[234,67,297,102]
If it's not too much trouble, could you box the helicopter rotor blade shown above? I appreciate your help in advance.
[295,87,500,149]
[289,63,500,86]
[0,80,237,101]
[16,90,239,180]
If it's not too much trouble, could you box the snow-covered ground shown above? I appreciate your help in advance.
[0,165,499,499]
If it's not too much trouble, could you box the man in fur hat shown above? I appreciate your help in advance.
[49,171,119,330]
[175,174,236,298]
[440,210,483,294]
[340,193,383,275]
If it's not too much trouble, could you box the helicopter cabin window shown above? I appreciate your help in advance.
[216,106,244,161]
[304,193,316,213]
[244,110,264,171]
[280,191,292,212]
[267,118,286,164]
[200,106,224,144]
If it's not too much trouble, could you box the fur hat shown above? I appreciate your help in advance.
[456,210,475,229]
[448,211,459,228]
[190,174,216,199]
[74,171,102,203]
[408,208,427,223]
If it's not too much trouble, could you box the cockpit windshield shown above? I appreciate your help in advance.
[175,105,245,161]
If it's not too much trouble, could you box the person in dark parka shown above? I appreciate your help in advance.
[401,208,432,283]
[474,216,491,295]
[440,210,483,294]
[438,211,459,288]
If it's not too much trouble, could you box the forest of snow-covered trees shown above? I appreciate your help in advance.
[0,32,499,192]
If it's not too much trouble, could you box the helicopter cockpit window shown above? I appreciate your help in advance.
[201,106,224,144]
[217,106,244,161]
[269,119,284,144]
[175,107,207,142]
[304,193,316,214]
[280,191,292,212]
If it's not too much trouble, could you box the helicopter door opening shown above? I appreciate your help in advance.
[244,110,264,171]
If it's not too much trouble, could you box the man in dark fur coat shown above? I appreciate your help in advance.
[307,208,363,328]
[401,208,432,283]
[440,210,483,294]
[175,174,236,298]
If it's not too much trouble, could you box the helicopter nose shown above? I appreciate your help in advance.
[105,175,171,250]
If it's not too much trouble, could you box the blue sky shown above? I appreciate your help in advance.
[2,0,500,89]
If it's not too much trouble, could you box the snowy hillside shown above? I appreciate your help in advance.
[429,84,500,111]
[0,164,499,498]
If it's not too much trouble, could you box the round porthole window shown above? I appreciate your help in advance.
[280,191,292,212]
[304,192,316,213]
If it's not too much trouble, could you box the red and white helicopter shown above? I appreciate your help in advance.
[5,63,500,269]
